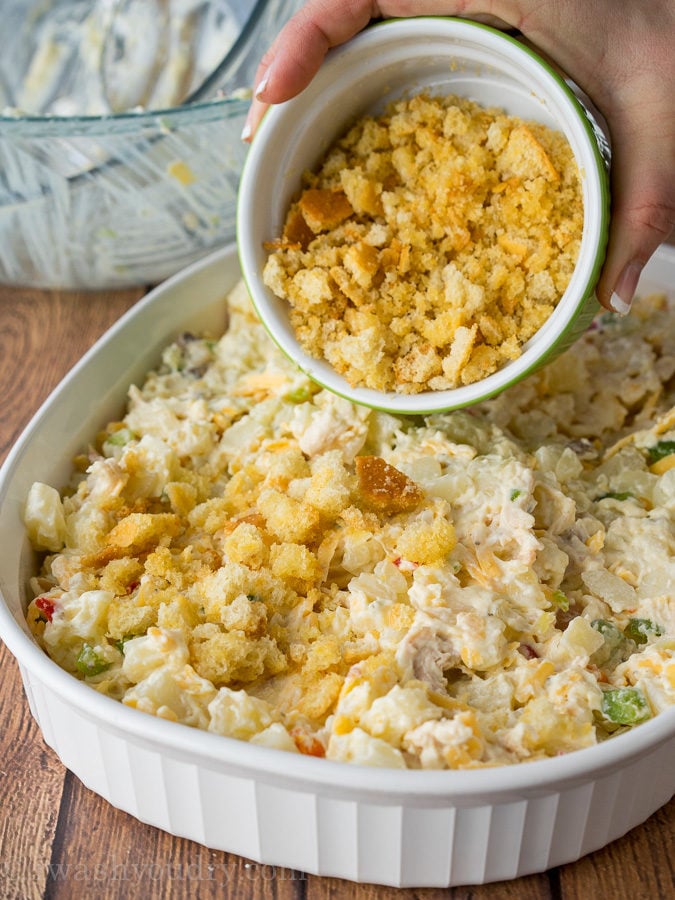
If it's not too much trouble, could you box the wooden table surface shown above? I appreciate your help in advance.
[0,275,673,900]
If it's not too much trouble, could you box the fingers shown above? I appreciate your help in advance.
[595,94,675,314]
[242,0,376,141]
[258,0,376,102]
[241,1,512,140]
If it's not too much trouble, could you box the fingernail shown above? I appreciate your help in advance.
[609,261,643,316]
[240,114,252,142]
[255,71,271,101]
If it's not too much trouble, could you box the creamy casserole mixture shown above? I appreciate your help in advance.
[25,282,675,769]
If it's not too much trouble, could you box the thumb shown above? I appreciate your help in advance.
[596,102,675,314]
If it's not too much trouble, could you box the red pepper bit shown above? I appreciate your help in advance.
[518,643,539,660]
[291,729,326,758]
[126,581,140,594]
[35,596,57,622]
[392,556,419,572]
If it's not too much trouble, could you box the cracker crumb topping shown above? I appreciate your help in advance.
[263,93,583,393]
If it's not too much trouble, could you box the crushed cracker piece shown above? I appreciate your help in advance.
[298,189,354,233]
[355,456,423,514]
[283,206,316,249]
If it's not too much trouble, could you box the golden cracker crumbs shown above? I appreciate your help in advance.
[263,93,583,393]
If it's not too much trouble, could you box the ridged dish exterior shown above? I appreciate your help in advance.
[20,663,675,887]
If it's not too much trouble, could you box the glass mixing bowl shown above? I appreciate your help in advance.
[0,0,304,288]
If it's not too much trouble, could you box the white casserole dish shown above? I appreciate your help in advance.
[0,242,674,889]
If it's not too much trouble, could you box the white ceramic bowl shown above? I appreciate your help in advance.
[1,242,674,888]
[237,17,611,414]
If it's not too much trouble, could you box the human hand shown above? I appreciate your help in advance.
[242,1,675,315]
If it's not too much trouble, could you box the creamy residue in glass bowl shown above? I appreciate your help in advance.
[3,0,250,116]
[24,281,675,769]
[0,0,305,290]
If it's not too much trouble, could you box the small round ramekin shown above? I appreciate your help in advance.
[237,16,611,414]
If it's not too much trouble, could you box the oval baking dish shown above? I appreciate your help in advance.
[0,243,674,888]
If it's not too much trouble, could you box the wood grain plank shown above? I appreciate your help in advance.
[0,284,144,899]
[0,646,64,900]
[303,872,552,899]
[44,773,305,900]
[556,798,675,900]
[0,284,143,458]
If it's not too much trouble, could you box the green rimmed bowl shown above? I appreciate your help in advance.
[237,16,611,414]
